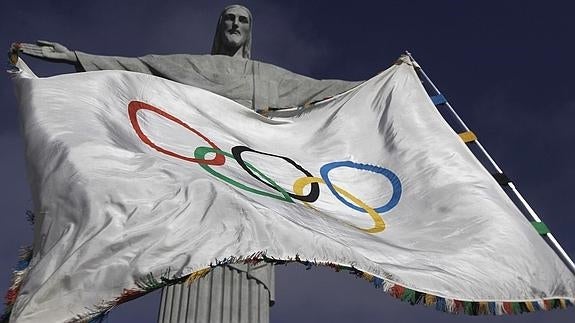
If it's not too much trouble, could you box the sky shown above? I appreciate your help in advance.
[1,0,574,322]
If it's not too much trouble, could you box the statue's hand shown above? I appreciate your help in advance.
[8,43,21,64]
[19,40,78,63]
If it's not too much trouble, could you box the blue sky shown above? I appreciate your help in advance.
[1,1,573,321]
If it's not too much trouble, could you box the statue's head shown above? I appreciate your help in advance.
[211,5,252,59]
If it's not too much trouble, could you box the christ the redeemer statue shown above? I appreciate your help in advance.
[16,4,359,323]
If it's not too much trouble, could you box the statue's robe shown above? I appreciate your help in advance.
[76,52,361,111]
[75,52,359,322]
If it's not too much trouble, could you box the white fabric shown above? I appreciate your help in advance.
[9,58,574,322]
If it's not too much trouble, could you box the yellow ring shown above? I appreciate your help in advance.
[293,176,385,233]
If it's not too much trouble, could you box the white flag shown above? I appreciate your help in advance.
[6,57,574,322]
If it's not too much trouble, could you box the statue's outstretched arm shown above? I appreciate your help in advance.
[17,40,78,64]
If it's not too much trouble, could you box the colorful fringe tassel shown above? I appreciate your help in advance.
[3,250,574,322]
[1,246,33,323]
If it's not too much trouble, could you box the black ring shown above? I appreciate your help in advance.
[231,146,319,202]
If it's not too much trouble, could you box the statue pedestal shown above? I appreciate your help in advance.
[158,264,274,323]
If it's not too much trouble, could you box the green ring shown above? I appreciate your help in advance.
[194,146,294,203]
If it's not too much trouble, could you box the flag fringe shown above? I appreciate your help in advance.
[3,250,574,322]
[1,246,33,323]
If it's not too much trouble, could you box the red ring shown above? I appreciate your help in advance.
[128,101,225,165]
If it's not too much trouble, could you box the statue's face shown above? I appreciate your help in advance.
[220,7,250,48]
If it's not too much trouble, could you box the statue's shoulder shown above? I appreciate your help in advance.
[140,53,215,65]
[142,53,278,65]
[139,53,296,76]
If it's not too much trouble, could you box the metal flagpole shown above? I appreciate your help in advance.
[405,51,575,275]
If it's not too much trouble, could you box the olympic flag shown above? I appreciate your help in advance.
[6,57,574,322]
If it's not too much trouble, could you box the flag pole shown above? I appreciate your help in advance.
[405,51,575,275]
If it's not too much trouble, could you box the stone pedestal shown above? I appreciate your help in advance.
[158,264,274,323]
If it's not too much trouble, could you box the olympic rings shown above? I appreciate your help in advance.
[194,146,293,202]
[293,177,385,233]
[320,161,401,213]
[128,101,225,165]
[231,146,320,203]
[128,101,402,234]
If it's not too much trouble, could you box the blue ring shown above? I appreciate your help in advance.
[320,161,401,213]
